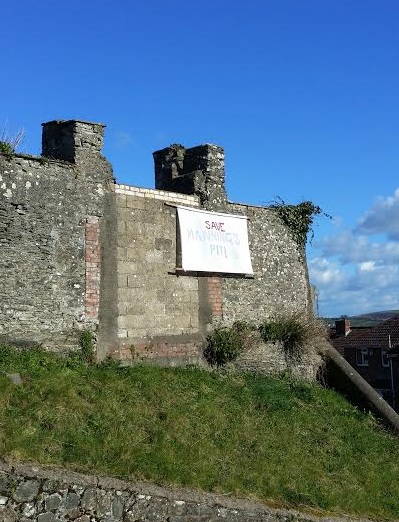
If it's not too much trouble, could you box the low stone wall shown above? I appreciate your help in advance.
[0,461,371,522]
[229,340,322,381]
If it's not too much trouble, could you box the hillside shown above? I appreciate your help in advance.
[1,346,399,521]
[324,309,399,327]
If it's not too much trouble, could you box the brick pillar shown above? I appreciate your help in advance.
[207,276,223,318]
[335,319,350,337]
[85,216,101,322]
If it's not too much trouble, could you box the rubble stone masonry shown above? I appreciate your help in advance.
[0,461,367,522]
[0,119,312,367]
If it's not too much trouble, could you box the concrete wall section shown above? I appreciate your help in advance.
[153,141,310,327]
[111,184,206,365]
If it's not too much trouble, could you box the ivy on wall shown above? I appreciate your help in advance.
[271,198,331,248]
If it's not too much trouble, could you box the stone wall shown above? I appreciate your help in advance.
[220,202,310,325]
[153,142,311,328]
[0,119,313,367]
[0,121,113,350]
[0,461,369,522]
[108,184,207,365]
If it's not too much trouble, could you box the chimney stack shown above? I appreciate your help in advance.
[335,319,351,336]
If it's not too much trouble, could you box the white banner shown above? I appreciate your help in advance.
[177,206,253,274]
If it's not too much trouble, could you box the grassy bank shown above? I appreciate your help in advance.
[0,346,398,520]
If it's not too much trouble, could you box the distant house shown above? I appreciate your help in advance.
[330,317,399,410]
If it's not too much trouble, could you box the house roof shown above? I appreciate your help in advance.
[330,315,399,354]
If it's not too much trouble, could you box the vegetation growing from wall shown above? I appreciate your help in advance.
[259,314,327,360]
[260,316,308,359]
[270,198,331,248]
[205,315,327,365]
[79,329,95,364]
[1,345,399,520]
[0,128,24,159]
[204,321,254,366]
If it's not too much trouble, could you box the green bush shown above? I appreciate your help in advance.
[204,322,250,366]
[79,329,95,364]
[0,141,14,158]
[0,128,24,158]
[260,316,307,359]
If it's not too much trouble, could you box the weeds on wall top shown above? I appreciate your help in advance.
[204,321,254,367]
[260,316,307,360]
[204,315,327,367]
[0,126,24,159]
[270,198,331,248]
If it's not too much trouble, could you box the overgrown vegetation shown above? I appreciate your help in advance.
[204,321,254,366]
[205,315,326,365]
[79,329,95,363]
[270,198,331,247]
[260,317,307,359]
[259,314,326,360]
[0,345,398,520]
[0,126,24,159]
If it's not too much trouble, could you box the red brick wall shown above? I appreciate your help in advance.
[85,216,101,322]
[117,342,201,362]
[207,276,223,317]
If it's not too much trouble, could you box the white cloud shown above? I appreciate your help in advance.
[357,187,399,239]
[309,187,399,316]
[314,230,399,265]
[113,131,135,149]
[359,261,375,272]
[309,257,345,289]
[310,257,399,317]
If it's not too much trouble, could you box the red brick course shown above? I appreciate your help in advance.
[207,276,223,317]
[85,217,101,321]
[114,342,201,362]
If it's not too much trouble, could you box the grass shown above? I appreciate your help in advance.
[0,346,399,520]
[0,126,24,158]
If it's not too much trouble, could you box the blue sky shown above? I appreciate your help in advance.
[2,0,399,317]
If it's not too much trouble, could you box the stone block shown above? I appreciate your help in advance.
[126,195,145,209]
[118,274,128,288]
[144,198,162,212]
[118,261,138,275]
[126,328,149,339]
[154,238,173,252]
[125,220,145,237]
[118,288,137,302]
[125,303,146,315]
[117,246,127,261]
[45,493,62,511]
[117,207,138,222]
[116,233,133,248]
[118,315,145,330]
[116,194,127,208]
[145,250,163,263]
[13,480,40,502]
[126,275,144,289]
[126,247,147,262]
